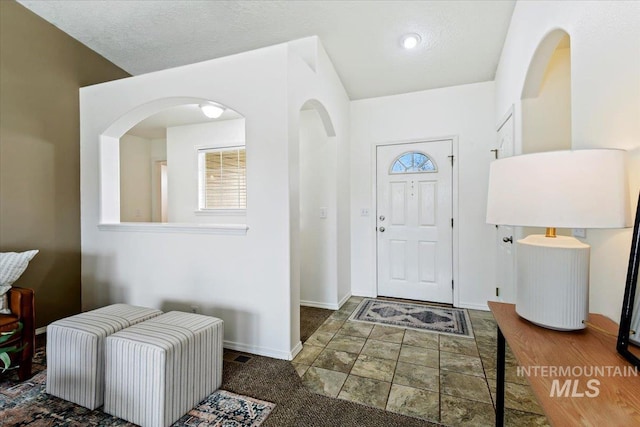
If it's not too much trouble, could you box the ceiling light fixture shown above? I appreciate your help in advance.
[401,33,421,49]
[199,103,225,119]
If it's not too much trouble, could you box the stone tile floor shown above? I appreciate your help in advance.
[292,296,551,426]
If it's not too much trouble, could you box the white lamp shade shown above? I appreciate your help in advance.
[486,149,631,228]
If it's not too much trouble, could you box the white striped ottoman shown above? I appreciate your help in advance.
[104,311,224,427]
[46,304,162,409]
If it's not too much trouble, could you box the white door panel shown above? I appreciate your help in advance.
[390,182,407,225]
[495,111,516,302]
[418,242,437,282]
[390,240,407,280]
[376,140,453,303]
[418,182,436,225]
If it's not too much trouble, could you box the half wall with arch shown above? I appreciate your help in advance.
[80,37,349,361]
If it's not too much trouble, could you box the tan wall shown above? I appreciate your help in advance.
[120,135,153,222]
[0,1,130,327]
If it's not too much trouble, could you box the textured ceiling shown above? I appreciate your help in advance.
[18,0,515,100]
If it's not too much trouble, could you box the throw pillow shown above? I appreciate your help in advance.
[0,250,39,314]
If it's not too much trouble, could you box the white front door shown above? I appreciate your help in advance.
[376,140,453,303]
[495,110,515,302]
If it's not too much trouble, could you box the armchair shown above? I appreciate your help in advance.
[0,287,35,380]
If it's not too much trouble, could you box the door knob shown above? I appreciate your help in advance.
[502,236,513,243]
[379,215,385,221]
[379,227,385,232]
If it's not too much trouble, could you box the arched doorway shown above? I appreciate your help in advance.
[296,99,338,343]
[520,28,572,239]
[521,30,572,155]
[496,29,573,302]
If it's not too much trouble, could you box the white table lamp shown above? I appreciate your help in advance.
[487,149,631,330]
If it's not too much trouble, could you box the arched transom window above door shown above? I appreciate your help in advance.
[389,151,437,174]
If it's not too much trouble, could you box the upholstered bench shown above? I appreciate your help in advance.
[46,304,162,409]
[104,311,224,427]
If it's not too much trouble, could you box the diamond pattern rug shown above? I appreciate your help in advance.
[0,350,274,426]
[349,298,474,338]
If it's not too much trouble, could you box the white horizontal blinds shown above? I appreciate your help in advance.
[203,147,246,209]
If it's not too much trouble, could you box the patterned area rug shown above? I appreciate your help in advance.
[0,349,274,426]
[349,298,474,338]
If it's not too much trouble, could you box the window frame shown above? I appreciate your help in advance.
[389,151,438,174]
[197,144,247,214]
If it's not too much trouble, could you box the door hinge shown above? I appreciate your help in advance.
[452,280,454,289]
[448,155,455,166]
[496,287,500,297]
[451,218,454,228]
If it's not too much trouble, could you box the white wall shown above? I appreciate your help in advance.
[287,37,351,350]
[350,81,496,310]
[299,109,337,308]
[494,1,640,321]
[166,119,245,223]
[120,134,152,222]
[81,44,295,359]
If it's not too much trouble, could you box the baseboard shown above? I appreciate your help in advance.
[35,324,296,360]
[337,293,352,309]
[457,302,490,311]
[289,341,303,360]
[300,300,339,310]
[224,339,299,360]
[300,293,354,311]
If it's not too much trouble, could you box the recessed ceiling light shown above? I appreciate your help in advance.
[401,33,421,49]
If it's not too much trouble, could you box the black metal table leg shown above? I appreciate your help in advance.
[496,326,505,427]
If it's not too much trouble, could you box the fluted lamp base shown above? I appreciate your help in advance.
[516,234,590,331]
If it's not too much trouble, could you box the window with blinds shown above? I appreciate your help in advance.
[198,146,246,210]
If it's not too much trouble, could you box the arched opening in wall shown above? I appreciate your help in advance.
[101,98,246,225]
[521,30,571,154]
[297,100,338,343]
[521,29,571,237]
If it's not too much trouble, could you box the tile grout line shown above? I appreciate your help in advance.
[384,327,406,411]
[333,304,363,400]
[299,300,549,426]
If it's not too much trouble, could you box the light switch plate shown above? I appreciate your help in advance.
[572,228,586,238]
[320,207,328,219]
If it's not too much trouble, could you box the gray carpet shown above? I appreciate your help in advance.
[221,355,440,427]
[221,306,439,426]
[300,306,333,343]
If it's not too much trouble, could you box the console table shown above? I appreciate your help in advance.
[488,301,640,427]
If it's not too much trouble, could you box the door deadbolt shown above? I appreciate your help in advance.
[379,215,385,221]
[379,227,386,232]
